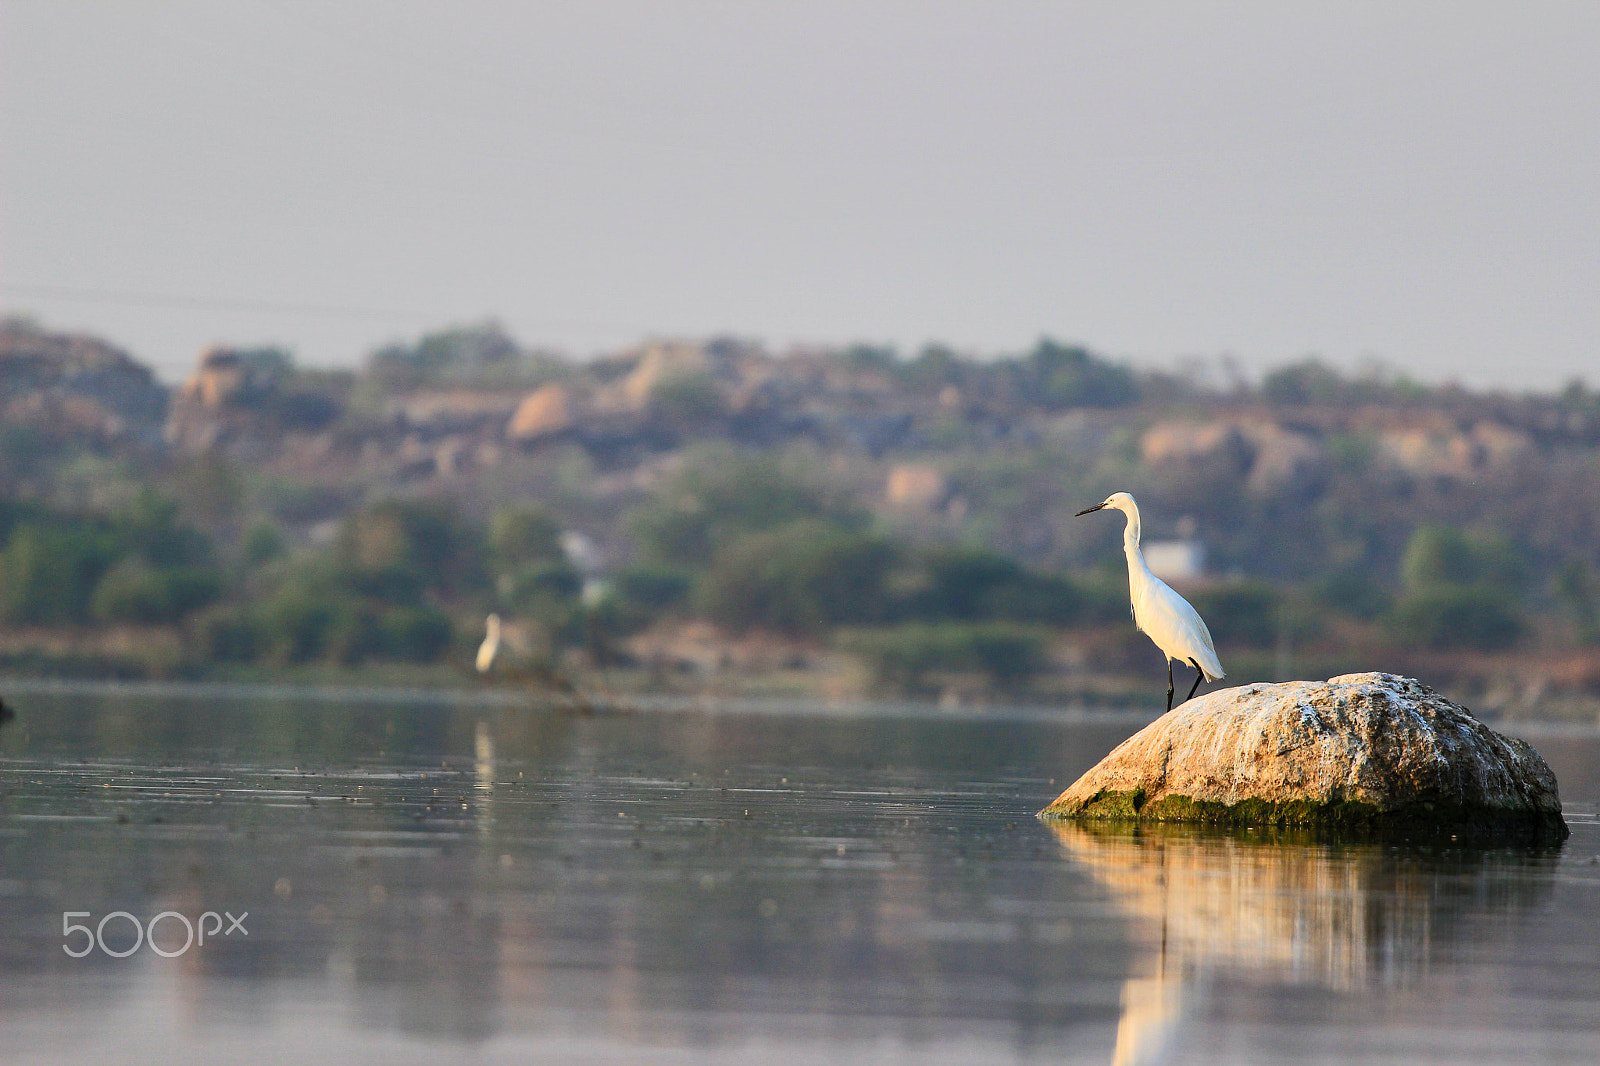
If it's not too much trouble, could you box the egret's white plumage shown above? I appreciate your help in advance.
[476,613,501,674]
[1076,492,1224,710]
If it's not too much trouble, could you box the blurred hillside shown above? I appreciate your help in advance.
[3,315,1600,720]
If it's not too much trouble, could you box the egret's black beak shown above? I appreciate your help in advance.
[1074,503,1107,516]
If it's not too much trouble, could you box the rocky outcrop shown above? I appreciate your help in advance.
[1040,673,1567,840]
[0,320,167,440]
[165,347,344,455]
[507,383,576,442]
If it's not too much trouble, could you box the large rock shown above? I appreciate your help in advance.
[1040,673,1567,841]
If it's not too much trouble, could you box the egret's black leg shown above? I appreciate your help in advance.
[1166,659,1175,712]
[1185,658,1204,704]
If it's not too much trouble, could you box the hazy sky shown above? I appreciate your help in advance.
[3,2,1597,388]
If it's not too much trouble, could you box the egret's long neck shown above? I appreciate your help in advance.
[1120,505,1152,580]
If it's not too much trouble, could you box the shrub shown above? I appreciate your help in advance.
[1389,587,1523,651]
[627,452,866,567]
[257,590,339,664]
[500,559,583,616]
[489,505,563,568]
[838,622,1049,694]
[611,566,692,612]
[197,609,262,662]
[1400,526,1523,593]
[243,522,285,566]
[1186,583,1280,647]
[91,559,222,624]
[0,522,116,625]
[700,522,899,636]
[1015,338,1138,408]
[339,499,486,599]
[379,606,454,663]
[1309,571,1393,621]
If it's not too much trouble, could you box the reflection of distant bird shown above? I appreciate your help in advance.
[1075,491,1225,711]
[476,614,501,674]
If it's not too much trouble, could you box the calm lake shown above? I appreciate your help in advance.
[1,686,1597,1064]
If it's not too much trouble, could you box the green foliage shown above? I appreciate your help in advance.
[838,622,1049,693]
[0,521,115,624]
[90,558,221,624]
[700,521,899,636]
[1389,586,1523,651]
[1308,570,1393,621]
[367,321,518,386]
[840,343,899,374]
[338,499,486,602]
[0,491,222,627]
[610,566,692,613]
[197,608,261,662]
[628,452,865,567]
[256,588,340,664]
[902,547,1116,626]
[364,321,559,391]
[1388,526,1526,649]
[109,489,214,568]
[1556,561,1600,644]
[1009,338,1138,409]
[649,372,725,429]
[379,606,454,663]
[1261,358,1349,405]
[1260,357,1426,406]
[911,548,1027,619]
[489,505,563,568]
[323,600,386,665]
[1400,526,1523,592]
[898,344,967,391]
[566,595,649,667]
[243,521,286,566]
[499,559,583,616]
[1187,582,1280,647]
[197,582,452,667]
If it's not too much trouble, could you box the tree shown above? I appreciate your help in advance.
[0,521,114,624]
[1390,588,1522,651]
[700,522,899,636]
[1390,526,1526,650]
[338,499,486,602]
[1011,338,1138,408]
[628,452,865,567]
[1400,526,1523,592]
[489,505,563,568]
[837,622,1048,694]
[1261,358,1347,405]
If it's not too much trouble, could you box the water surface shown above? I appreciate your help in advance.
[1,688,1597,1064]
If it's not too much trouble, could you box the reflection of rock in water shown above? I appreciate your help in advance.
[1051,822,1560,989]
[1049,823,1562,1066]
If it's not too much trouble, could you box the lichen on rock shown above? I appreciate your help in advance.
[1039,673,1568,841]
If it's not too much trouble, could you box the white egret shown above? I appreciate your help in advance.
[476,613,501,674]
[1075,492,1224,711]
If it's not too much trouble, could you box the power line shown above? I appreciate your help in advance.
[0,281,657,342]
[0,282,442,323]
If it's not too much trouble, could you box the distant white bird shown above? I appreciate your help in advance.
[476,613,501,674]
[1076,492,1224,711]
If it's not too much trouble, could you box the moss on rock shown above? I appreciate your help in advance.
[1043,786,1568,842]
